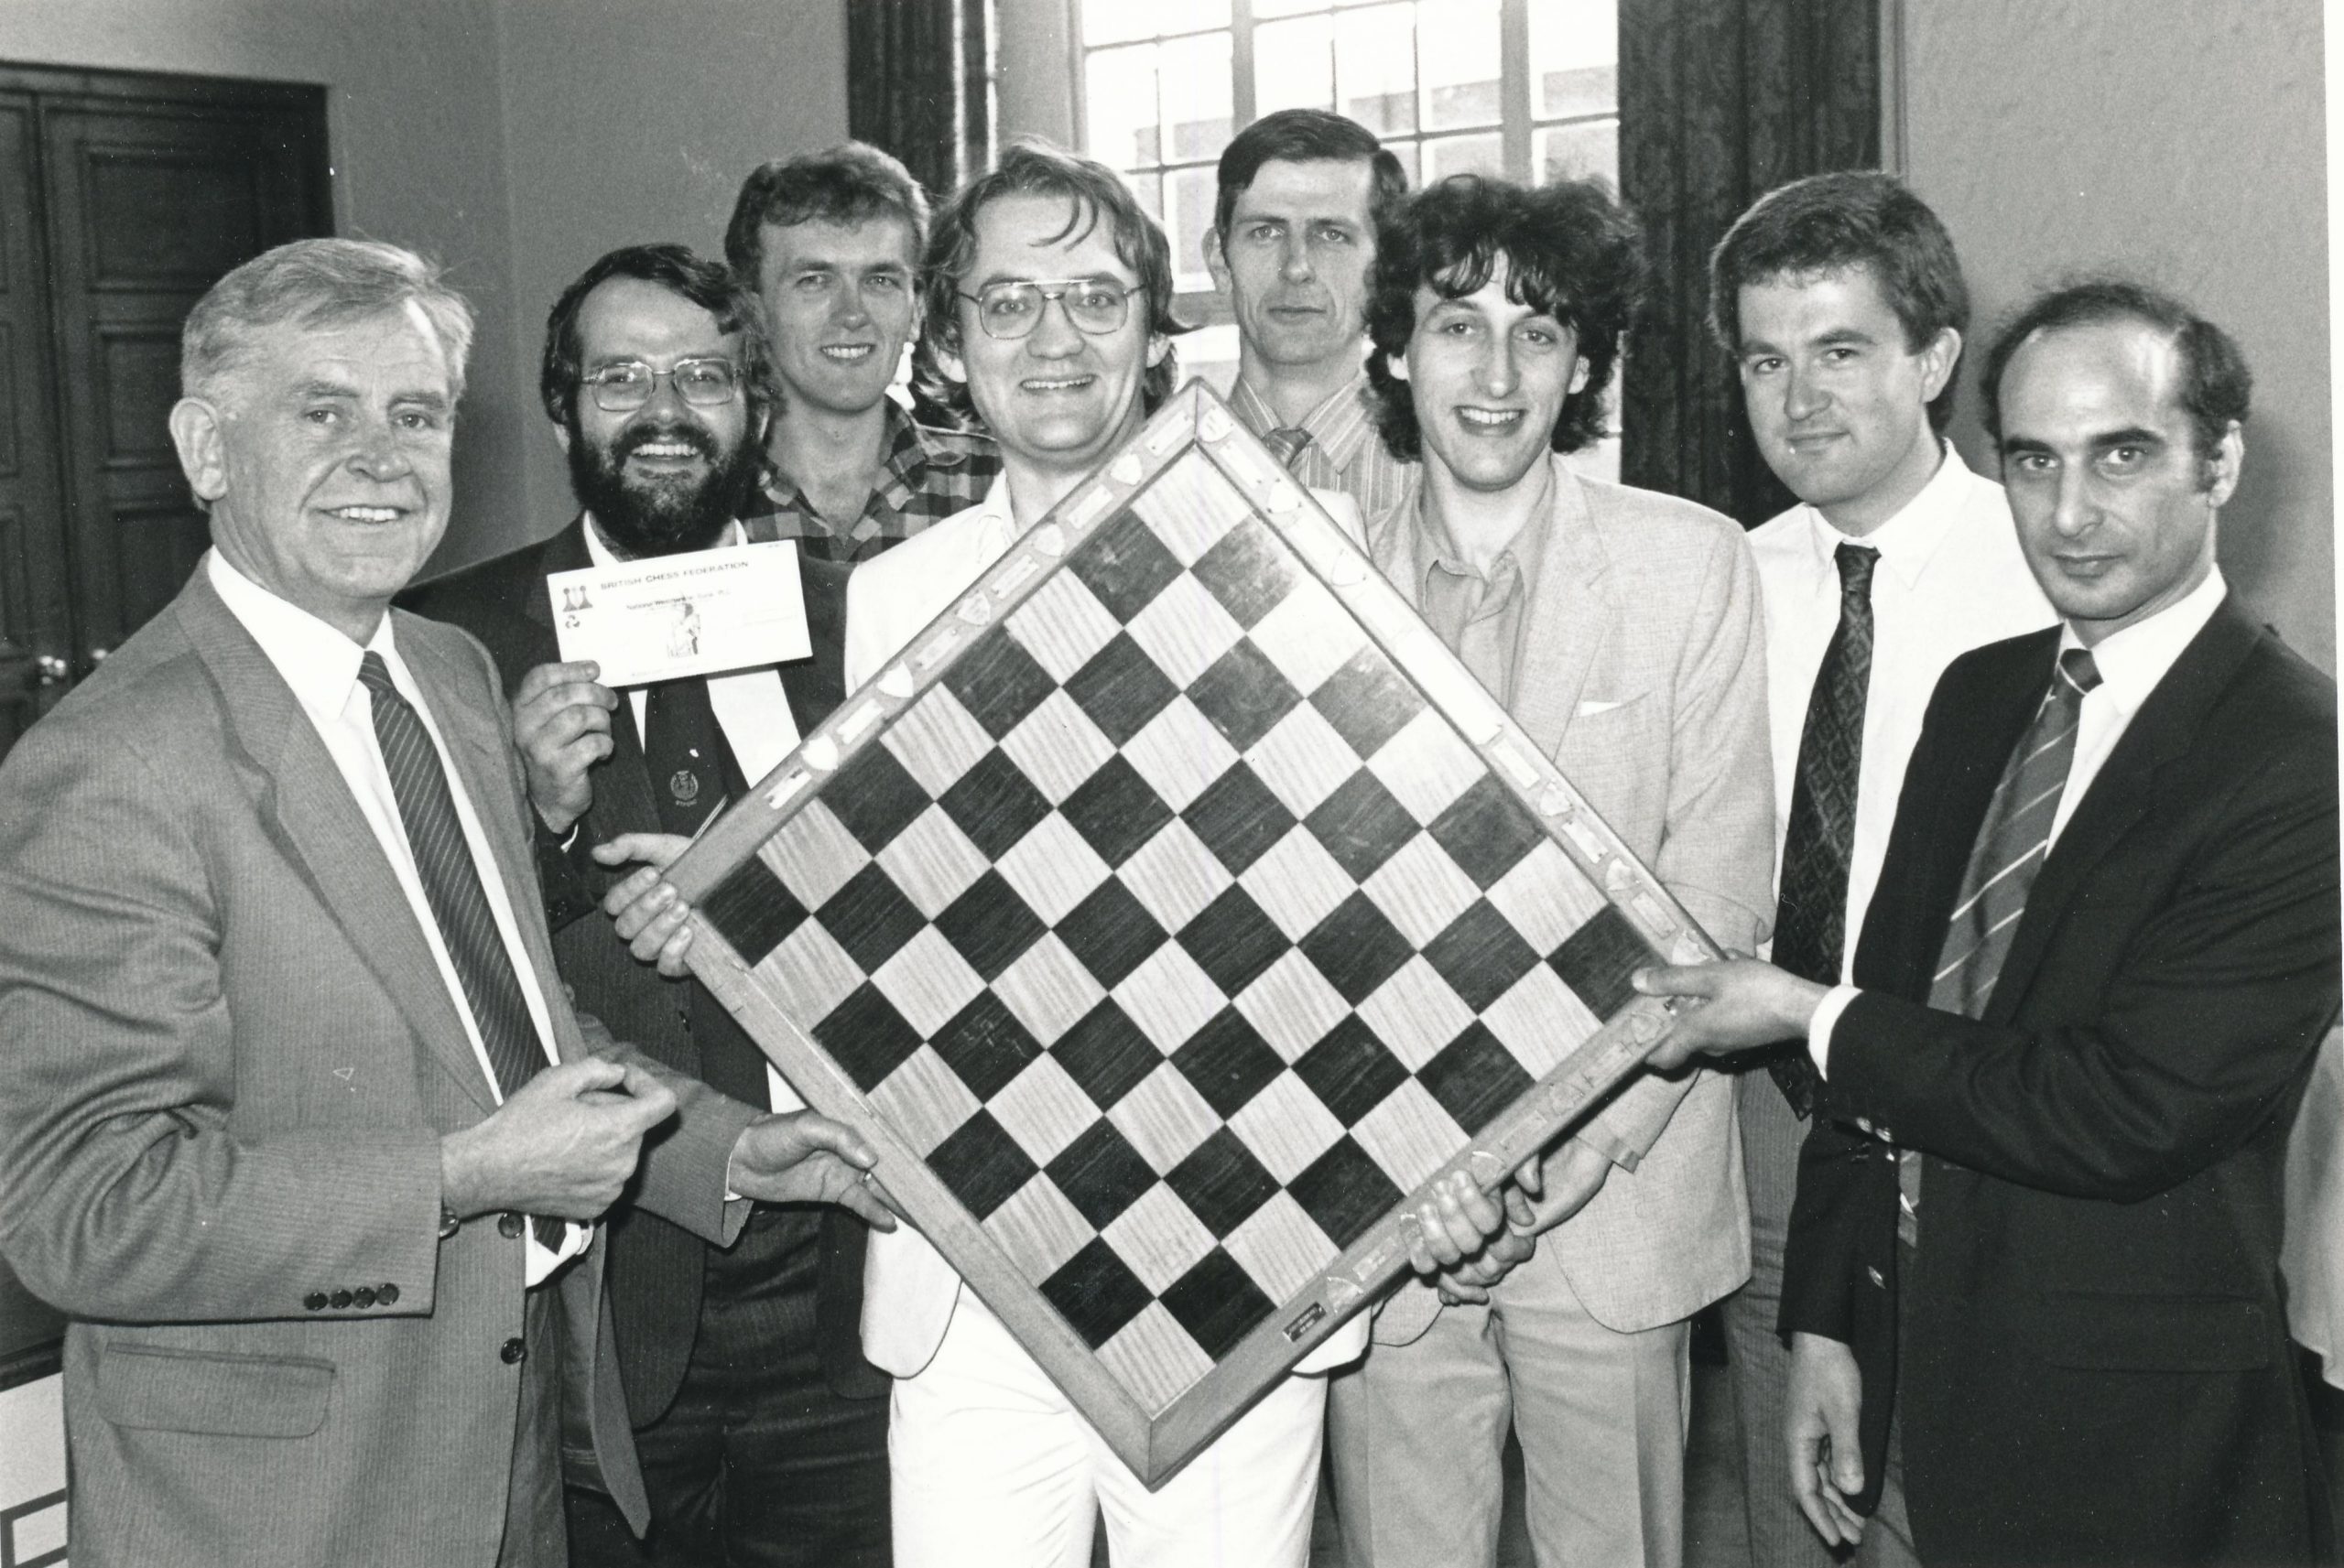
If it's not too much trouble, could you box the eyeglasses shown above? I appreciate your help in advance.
[581,358,740,413]
[955,277,1134,341]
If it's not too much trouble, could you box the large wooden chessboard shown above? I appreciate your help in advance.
[668,383,1717,1484]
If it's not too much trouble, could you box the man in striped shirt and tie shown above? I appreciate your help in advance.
[1636,281,2337,1567]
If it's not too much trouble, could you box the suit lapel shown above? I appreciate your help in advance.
[1511,460,1612,761]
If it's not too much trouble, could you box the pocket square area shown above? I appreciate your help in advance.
[1576,698,1629,717]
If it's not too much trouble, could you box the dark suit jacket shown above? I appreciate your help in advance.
[403,518,882,1422]
[1780,601,2339,1566]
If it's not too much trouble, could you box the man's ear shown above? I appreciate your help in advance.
[168,397,230,503]
[1145,332,1171,370]
[1569,356,1591,395]
[1203,226,1232,296]
[1917,327,1961,407]
[1385,347,1409,384]
[2203,420,2245,508]
[934,331,969,387]
[551,417,573,458]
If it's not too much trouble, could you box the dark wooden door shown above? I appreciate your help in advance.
[0,92,72,755]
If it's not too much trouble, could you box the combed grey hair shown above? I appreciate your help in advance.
[179,237,476,404]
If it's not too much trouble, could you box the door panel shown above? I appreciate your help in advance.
[0,92,71,755]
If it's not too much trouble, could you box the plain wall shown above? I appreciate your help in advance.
[1904,0,2333,671]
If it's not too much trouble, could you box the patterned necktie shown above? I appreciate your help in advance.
[1768,542,1878,1118]
[1263,426,1313,471]
[358,653,561,1246]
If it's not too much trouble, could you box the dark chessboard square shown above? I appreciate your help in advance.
[1176,885,1289,1000]
[1310,646,1427,760]
[1066,507,1185,623]
[1427,775,1550,891]
[1419,1022,1536,1136]
[1160,1248,1276,1361]
[1058,879,1170,990]
[929,1109,1041,1220]
[1181,763,1297,876]
[1287,1136,1405,1249]
[939,749,1053,859]
[1166,1128,1281,1238]
[1298,892,1415,1006]
[1187,642,1303,753]
[696,859,807,968]
[1423,899,1543,1013]
[1549,903,1652,1021]
[816,862,928,972]
[1041,1237,1155,1350]
[1293,1014,1409,1126]
[1170,1007,1285,1119]
[1060,755,1174,868]
[930,991,1046,1100]
[1051,1000,1162,1110]
[1064,632,1181,747]
[934,869,1048,980]
[1303,770,1419,881]
[1191,516,1297,630]
[826,741,936,854]
[1045,1120,1159,1229]
[940,628,1059,741]
[813,982,925,1092]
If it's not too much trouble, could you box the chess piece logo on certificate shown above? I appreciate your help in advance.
[664,384,1719,1485]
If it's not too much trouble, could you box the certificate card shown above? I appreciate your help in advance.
[547,539,811,687]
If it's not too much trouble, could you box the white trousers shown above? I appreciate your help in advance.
[890,1297,1328,1568]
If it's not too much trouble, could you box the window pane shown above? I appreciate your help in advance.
[1384,139,1420,185]
[1253,0,1328,17]
[1087,45,1162,168]
[1159,31,1234,160]
[1083,0,1229,42]
[1536,119,1618,188]
[1418,0,1500,130]
[1127,169,1165,222]
[1255,16,1335,115]
[1168,165,1219,293]
[1530,0,1618,119]
[1336,4,1416,136]
[1420,132,1502,182]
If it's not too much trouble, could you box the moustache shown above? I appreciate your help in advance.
[613,424,722,466]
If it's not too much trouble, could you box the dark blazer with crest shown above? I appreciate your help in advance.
[403,516,881,1423]
[1780,600,2339,1566]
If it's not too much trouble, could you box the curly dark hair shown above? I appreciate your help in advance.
[539,243,775,429]
[722,142,929,287]
[1364,174,1644,460]
[1708,171,1969,431]
[1212,108,1408,250]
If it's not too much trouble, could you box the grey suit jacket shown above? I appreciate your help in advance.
[0,565,757,1568]
[1369,457,1774,1339]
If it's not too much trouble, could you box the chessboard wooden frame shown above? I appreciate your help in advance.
[665,381,1720,1486]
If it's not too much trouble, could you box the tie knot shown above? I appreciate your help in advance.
[2058,646,2103,696]
[1264,427,1313,470]
[1833,542,1879,597]
[357,650,396,698]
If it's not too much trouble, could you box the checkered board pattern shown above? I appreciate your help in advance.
[671,384,1715,1480]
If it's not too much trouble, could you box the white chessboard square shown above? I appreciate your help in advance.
[875,805,991,918]
[1245,573,1367,696]
[1232,948,1352,1063]
[1369,708,1490,824]
[1238,826,1356,943]
[760,919,866,1026]
[998,689,1118,805]
[1112,943,1227,1055]
[869,927,987,1038]
[881,683,995,797]
[993,932,1107,1046]
[1222,1189,1340,1306]
[1101,1181,1220,1293]
[762,798,870,910]
[1360,833,1484,947]
[1134,457,1249,566]
[1478,963,1602,1077]
[983,1171,1096,1282]
[1099,1300,1214,1415]
[1225,1070,1346,1184]
[1109,1062,1221,1173]
[1350,1078,1469,1193]
[865,1044,986,1158]
[989,1054,1101,1167]
[1485,838,1610,955]
[1006,569,1123,683]
[1117,816,1235,934]
[1245,702,1362,820]
[995,812,1115,925]
[1354,955,1477,1072]
[1120,696,1242,812]
[1124,572,1247,689]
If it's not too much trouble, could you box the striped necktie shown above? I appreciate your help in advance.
[1263,426,1313,471]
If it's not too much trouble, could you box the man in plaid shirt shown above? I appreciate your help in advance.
[726,143,1001,564]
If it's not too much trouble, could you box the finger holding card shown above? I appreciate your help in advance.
[514,659,617,834]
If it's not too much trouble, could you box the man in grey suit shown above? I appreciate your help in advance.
[1325,175,1774,1568]
[0,239,891,1568]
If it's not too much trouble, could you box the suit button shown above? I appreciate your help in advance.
[353,1286,376,1308]
[304,1292,329,1311]
[378,1282,400,1305]
[1867,1266,1887,1288]
[330,1290,353,1309]
[497,1212,525,1240]
[500,1336,527,1365]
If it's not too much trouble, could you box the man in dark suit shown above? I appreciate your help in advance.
[403,243,887,1566]
[1638,280,2338,1566]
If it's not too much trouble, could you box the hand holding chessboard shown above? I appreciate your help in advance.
[664,383,1720,1485]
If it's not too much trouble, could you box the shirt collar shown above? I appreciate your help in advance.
[206,547,393,727]
[1232,368,1377,473]
[970,475,1019,555]
[1795,440,1978,591]
[581,513,743,568]
[2058,566,2228,721]
[1411,454,1555,598]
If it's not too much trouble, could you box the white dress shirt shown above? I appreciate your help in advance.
[208,549,587,1283]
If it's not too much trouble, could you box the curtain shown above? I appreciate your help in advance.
[847,0,993,201]
[1618,0,1881,525]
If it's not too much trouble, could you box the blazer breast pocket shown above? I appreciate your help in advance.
[97,1341,335,1438]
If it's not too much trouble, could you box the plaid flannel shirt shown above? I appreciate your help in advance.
[743,400,1001,564]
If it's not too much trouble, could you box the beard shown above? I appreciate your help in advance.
[567,414,762,558]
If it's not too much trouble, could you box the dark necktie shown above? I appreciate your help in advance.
[357,653,561,1246]
[1263,426,1313,471]
[1768,542,1879,1118]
